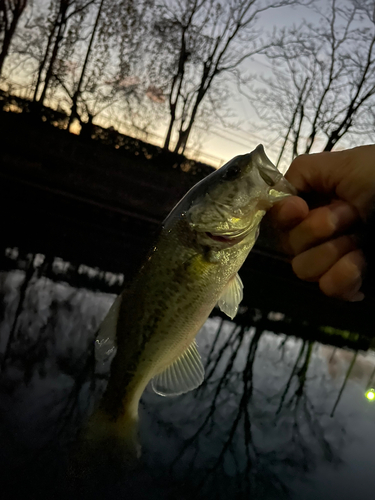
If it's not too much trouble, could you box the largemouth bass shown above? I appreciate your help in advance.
[85,145,295,455]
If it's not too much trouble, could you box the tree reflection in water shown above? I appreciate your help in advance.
[0,270,107,465]
[140,315,346,499]
[0,268,374,499]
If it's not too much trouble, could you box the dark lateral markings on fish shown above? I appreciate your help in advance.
[79,144,296,461]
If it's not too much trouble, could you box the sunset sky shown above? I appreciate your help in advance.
[3,0,374,171]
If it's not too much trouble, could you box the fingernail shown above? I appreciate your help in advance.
[329,203,356,228]
[349,292,365,302]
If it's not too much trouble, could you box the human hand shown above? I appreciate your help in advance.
[270,145,375,301]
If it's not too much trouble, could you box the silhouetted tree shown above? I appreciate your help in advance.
[1,252,35,371]
[153,0,303,154]
[33,0,95,105]
[0,0,28,76]
[57,0,151,132]
[249,0,375,165]
[67,0,104,127]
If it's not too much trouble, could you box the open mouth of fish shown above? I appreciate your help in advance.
[205,226,253,245]
[206,232,234,243]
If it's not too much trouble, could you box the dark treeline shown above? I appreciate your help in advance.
[2,101,375,342]
[3,245,375,348]
[0,0,374,164]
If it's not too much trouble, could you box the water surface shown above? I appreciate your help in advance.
[1,267,375,500]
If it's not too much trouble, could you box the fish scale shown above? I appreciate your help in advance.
[81,145,296,458]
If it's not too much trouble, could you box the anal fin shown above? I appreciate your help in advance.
[152,341,204,397]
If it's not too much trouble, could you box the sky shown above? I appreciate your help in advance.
[170,2,317,169]
[159,0,373,171]
[4,0,373,171]
[89,1,319,170]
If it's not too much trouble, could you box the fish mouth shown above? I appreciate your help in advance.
[206,232,233,243]
[205,227,251,245]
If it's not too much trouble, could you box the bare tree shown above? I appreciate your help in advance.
[33,0,95,105]
[67,0,104,127]
[0,0,28,76]
[45,0,153,134]
[324,0,375,150]
[249,0,375,165]
[31,1,63,102]
[149,0,303,154]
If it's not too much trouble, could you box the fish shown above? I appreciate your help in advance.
[83,144,295,458]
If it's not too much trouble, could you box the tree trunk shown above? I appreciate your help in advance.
[276,77,308,165]
[276,119,295,168]
[292,104,304,159]
[174,127,190,155]
[163,104,176,150]
[0,1,28,76]
[69,0,104,128]
[37,11,67,105]
[33,18,58,103]
[174,87,205,154]
[324,131,341,151]
[163,31,188,151]
[324,108,355,151]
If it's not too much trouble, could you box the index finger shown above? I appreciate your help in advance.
[285,146,375,219]
[285,151,350,194]
[268,196,309,229]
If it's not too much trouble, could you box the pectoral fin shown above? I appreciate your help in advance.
[217,273,243,319]
[152,341,204,397]
[95,293,122,364]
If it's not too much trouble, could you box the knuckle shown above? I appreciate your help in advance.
[341,250,365,279]
[291,257,305,279]
[290,154,309,169]
[305,214,329,240]
[286,154,308,178]
[323,240,339,259]
[319,278,337,298]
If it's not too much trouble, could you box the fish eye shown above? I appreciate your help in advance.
[222,164,241,181]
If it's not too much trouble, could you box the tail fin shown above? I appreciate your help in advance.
[85,408,140,458]
[69,408,140,480]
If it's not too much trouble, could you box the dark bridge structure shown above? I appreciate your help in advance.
[1,109,374,350]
